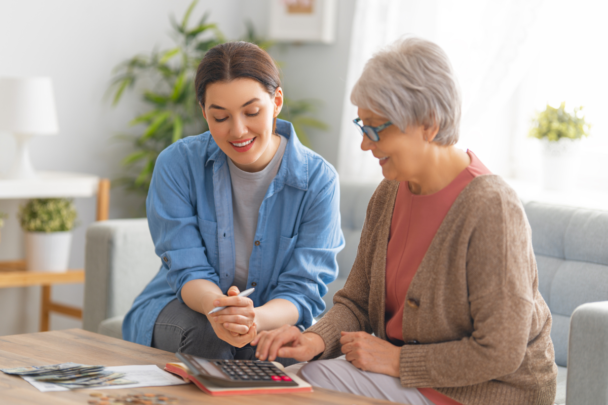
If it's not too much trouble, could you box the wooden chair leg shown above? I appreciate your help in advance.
[96,179,110,222]
[40,285,51,332]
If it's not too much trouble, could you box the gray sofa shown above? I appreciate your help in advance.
[83,182,608,404]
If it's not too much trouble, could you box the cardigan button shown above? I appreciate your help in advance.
[406,298,419,309]
[407,340,419,345]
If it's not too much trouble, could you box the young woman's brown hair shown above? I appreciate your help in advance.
[194,41,281,107]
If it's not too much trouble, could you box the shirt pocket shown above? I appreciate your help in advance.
[198,217,218,264]
[272,234,299,281]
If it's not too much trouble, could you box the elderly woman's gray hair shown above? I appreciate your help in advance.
[351,37,461,145]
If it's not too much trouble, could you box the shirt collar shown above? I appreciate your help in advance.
[204,119,309,191]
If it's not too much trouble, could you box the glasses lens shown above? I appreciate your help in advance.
[363,127,379,142]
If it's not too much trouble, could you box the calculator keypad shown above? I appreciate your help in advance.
[212,360,294,384]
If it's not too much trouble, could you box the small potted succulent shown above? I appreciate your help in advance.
[529,102,591,191]
[18,198,78,272]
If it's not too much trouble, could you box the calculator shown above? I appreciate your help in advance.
[176,352,298,388]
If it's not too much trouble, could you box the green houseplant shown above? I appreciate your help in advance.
[529,102,591,191]
[18,199,78,272]
[529,102,590,142]
[109,1,326,200]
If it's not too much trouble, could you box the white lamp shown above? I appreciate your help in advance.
[0,77,59,179]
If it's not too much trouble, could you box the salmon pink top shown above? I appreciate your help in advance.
[385,150,491,405]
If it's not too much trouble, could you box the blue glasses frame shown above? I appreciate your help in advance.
[353,117,392,142]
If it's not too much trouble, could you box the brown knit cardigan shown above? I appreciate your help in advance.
[307,175,557,405]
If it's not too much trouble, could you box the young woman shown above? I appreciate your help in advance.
[122,42,344,365]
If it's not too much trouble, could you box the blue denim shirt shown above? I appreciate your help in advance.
[122,120,344,346]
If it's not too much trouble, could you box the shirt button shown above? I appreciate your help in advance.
[163,256,168,262]
[251,282,257,287]
[255,241,260,246]
[406,298,419,309]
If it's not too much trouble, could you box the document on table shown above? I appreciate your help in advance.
[24,365,189,392]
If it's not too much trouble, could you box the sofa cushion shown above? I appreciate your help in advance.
[524,202,608,368]
[98,315,124,340]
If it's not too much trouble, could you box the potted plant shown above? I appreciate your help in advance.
[18,198,78,272]
[529,102,591,191]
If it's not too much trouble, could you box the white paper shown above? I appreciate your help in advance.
[23,365,189,392]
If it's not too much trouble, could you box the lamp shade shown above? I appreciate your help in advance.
[0,76,59,135]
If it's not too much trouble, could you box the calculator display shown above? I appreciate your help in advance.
[176,353,298,388]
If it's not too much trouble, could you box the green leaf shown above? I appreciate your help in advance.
[172,115,183,143]
[142,111,171,140]
[159,48,180,64]
[112,78,131,106]
[122,150,148,165]
[129,109,161,126]
[144,91,169,106]
[187,23,216,38]
[171,72,187,101]
[181,0,198,30]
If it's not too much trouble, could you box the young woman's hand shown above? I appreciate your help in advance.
[207,286,257,346]
[251,325,325,362]
[340,331,401,377]
[209,319,257,348]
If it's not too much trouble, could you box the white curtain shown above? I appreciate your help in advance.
[337,0,544,182]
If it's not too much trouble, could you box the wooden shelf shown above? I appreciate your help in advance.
[0,260,84,288]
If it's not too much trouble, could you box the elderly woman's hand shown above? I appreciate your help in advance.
[251,325,326,362]
[340,331,401,377]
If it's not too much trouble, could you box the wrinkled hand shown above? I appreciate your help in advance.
[207,286,257,347]
[251,324,325,362]
[340,331,400,377]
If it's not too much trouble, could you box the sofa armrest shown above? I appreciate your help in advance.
[83,219,158,333]
[566,301,608,404]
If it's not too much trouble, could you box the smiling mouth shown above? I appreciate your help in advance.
[230,138,255,147]
[229,137,256,153]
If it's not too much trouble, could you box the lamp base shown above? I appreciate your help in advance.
[7,133,37,180]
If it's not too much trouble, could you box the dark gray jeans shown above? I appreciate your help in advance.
[151,299,298,367]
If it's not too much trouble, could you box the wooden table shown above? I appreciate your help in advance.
[0,172,110,331]
[0,329,397,405]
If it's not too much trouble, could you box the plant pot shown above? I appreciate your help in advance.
[541,138,581,191]
[25,231,72,272]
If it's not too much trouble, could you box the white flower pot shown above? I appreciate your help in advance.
[541,138,581,191]
[25,231,72,272]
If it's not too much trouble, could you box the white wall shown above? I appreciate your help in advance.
[0,0,355,335]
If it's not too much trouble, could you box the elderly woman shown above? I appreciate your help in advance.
[251,37,557,405]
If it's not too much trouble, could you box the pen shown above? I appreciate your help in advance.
[207,287,255,315]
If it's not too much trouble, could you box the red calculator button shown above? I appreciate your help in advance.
[271,376,281,381]
[281,376,292,381]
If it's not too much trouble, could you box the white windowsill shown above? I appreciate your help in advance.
[504,178,608,212]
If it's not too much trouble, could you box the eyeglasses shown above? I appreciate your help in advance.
[353,117,392,142]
